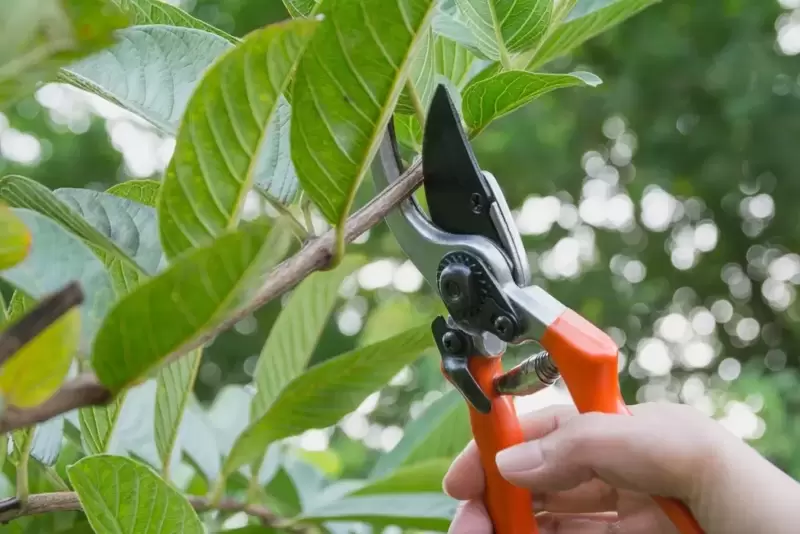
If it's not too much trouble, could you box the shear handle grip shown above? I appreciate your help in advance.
[541,309,705,534]
[466,357,538,534]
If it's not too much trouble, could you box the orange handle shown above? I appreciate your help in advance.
[464,356,538,534]
[541,309,705,534]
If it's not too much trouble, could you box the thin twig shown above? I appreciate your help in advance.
[0,282,84,368]
[0,492,314,532]
[0,160,423,434]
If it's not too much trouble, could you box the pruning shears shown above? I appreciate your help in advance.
[371,85,704,534]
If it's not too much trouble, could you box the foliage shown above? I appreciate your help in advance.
[1,0,792,532]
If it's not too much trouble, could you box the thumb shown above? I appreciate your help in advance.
[494,403,720,502]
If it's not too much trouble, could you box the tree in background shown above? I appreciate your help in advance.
[0,0,798,532]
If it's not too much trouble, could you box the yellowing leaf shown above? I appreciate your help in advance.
[0,307,79,407]
[0,203,30,269]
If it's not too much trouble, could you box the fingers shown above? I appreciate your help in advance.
[496,403,716,500]
[443,404,579,500]
[448,500,492,534]
[535,479,619,514]
[537,513,620,534]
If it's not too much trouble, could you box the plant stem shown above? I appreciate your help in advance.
[16,436,32,505]
[0,160,424,436]
[301,196,316,237]
[406,78,427,128]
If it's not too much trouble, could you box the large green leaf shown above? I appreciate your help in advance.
[154,350,202,473]
[223,325,434,476]
[462,70,601,136]
[0,0,129,109]
[79,398,122,455]
[397,29,436,117]
[290,0,438,226]
[106,179,160,207]
[0,209,115,347]
[0,175,153,293]
[68,455,203,533]
[255,97,301,204]
[251,254,365,418]
[300,494,457,530]
[454,0,552,64]
[432,7,487,59]
[63,25,232,135]
[283,0,320,17]
[525,0,660,70]
[90,217,292,392]
[435,36,477,90]
[29,415,64,466]
[157,19,317,260]
[354,459,451,495]
[109,0,236,42]
[370,390,469,478]
[54,187,163,276]
[77,180,160,460]
[0,203,30,270]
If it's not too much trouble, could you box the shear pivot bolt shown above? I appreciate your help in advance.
[442,331,462,353]
[493,316,513,336]
[470,193,484,214]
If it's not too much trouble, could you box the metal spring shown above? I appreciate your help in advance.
[494,350,560,396]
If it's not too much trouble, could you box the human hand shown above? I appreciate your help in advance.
[443,402,800,534]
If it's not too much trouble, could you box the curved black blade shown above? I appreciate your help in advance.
[422,84,504,250]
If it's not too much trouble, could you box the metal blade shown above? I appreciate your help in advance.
[422,85,505,253]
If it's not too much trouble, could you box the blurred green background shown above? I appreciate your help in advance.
[3,0,800,482]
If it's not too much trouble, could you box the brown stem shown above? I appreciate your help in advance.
[0,160,423,435]
[0,492,314,531]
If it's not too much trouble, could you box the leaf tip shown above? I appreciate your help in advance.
[572,71,603,87]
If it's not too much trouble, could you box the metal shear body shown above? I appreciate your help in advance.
[371,85,704,534]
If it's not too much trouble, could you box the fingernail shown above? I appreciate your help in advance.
[496,441,543,473]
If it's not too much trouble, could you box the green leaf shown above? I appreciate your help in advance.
[0,0,129,109]
[106,179,160,207]
[78,179,161,458]
[432,8,488,59]
[90,217,292,392]
[0,203,30,270]
[525,0,660,70]
[177,399,222,482]
[0,175,153,294]
[0,209,115,347]
[0,306,79,408]
[62,25,233,135]
[109,0,237,42]
[29,415,64,466]
[154,350,202,473]
[454,0,552,64]
[462,70,601,136]
[54,187,163,276]
[251,254,365,418]
[223,325,434,476]
[393,114,423,153]
[256,97,301,204]
[355,459,451,495]
[291,0,438,226]
[435,37,477,89]
[283,0,320,17]
[79,398,122,455]
[157,19,317,260]
[397,29,436,117]
[300,494,457,530]
[370,390,469,478]
[68,455,203,534]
